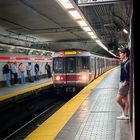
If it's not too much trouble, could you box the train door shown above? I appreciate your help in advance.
[101,58,103,74]
[99,58,102,75]
[96,58,99,77]
[65,57,76,86]
[105,59,107,71]
[98,58,101,76]
[94,57,96,78]
[102,58,105,73]
[90,57,95,81]
[100,58,102,74]
[65,56,90,85]
[93,57,96,80]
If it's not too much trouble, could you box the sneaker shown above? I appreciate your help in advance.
[15,84,19,86]
[117,115,129,120]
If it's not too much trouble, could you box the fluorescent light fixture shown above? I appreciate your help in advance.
[57,0,74,9]
[77,20,87,26]
[91,35,97,39]
[69,10,82,19]
[95,40,101,44]
[95,40,108,51]
[56,0,116,57]
[82,26,91,32]
[123,29,128,34]
[108,51,118,57]
[88,32,95,36]
[99,43,108,51]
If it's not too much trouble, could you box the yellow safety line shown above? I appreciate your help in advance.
[0,81,53,101]
[25,68,114,140]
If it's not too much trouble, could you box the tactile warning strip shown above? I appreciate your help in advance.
[74,88,119,140]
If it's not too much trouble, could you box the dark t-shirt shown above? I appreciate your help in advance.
[3,64,10,74]
[34,64,39,72]
[120,59,130,82]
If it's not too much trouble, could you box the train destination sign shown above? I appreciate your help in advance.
[65,51,77,55]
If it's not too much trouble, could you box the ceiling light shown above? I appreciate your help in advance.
[123,29,129,34]
[82,27,91,32]
[77,20,87,26]
[95,40,108,51]
[88,32,95,36]
[68,10,82,19]
[91,35,97,39]
[56,0,116,57]
[108,51,118,57]
[99,43,108,51]
[56,0,74,9]
[95,40,101,44]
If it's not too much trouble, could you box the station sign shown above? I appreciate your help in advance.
[77,0,128,6]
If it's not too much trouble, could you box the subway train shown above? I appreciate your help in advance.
[52,50,119,92]
[0,54,52,87]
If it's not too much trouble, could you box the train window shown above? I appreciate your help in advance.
[82,57,89,68]
[65,57,76,73]
[76,57,90,72]
[65,57,89,73]
[53,57,64,73]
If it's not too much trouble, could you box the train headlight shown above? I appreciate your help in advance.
[55,76,60,81]
[82,75,87,81]
[55,76,64,81]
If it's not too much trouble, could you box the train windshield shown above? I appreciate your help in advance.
[53,57,64,73]
[65,56,89,73]
[65,57,76,73]
[53,56,90,73]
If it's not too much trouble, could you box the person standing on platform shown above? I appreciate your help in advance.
[34,62,40,80]
[116,48,130,120]
[18,62,26,84]
[26,62,33,82]
[45,62,51,78]
[11,61,18,85]
[2,61,11,87]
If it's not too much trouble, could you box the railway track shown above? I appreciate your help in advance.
[0,88,76,140]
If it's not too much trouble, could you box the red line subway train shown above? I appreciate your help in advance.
[52,50,119,92]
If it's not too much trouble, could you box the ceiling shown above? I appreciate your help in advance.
[0,0,132,57]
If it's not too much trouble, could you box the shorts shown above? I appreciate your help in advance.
[118,82,129,96]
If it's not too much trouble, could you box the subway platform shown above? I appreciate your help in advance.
[0,78,52,101]
[25,67,131,140]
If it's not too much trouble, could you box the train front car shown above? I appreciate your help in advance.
[52,50,93,93]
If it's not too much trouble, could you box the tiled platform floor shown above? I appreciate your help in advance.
[56,67,131,140]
